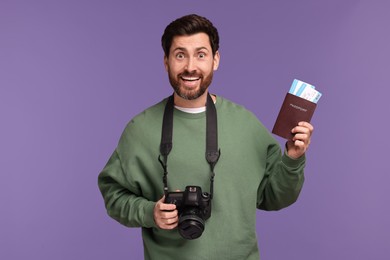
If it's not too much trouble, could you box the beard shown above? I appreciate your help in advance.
[167,69,214,100]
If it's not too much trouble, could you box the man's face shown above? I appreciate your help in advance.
[164,33,220,101]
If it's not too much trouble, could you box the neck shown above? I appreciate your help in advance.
[173,91,216,108]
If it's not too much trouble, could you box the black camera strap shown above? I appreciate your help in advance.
[158,93,220,199]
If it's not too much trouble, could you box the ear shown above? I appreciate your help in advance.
[213,51,220,71]
[164,55,168,71]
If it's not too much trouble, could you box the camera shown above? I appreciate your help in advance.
[164,186,211,240]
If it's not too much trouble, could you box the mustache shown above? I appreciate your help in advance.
[179,71,202,78]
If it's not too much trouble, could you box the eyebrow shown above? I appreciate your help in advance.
[172,47,210,52]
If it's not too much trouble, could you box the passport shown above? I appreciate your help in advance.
[272,93,317,139]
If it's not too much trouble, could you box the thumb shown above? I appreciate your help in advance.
[286,140,295,150]
[157,195,166,203]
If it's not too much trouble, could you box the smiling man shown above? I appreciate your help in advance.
[98,14,314,260]
[164,32,219,107]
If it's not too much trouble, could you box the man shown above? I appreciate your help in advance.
[98,14,313,260]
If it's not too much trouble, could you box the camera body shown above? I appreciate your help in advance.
[165,186,211,240]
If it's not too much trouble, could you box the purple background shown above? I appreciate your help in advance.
[1,0,389,259]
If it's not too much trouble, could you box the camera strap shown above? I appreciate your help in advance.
[158,93,220,199]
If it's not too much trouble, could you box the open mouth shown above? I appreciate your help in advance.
[181,76,200,81]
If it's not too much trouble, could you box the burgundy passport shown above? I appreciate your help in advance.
[272,93,317,140]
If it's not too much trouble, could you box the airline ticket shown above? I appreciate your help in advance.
[289,79,322,103]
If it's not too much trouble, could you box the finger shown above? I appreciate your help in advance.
[158,202,176,211]
[158,213,179,229]
[164,215,179,224]
[293,133,311,144]
[154,208,178,228]
[156,195,165,204]
[286,140,294,149]
[160,209,178,219]
[293,139,305,148]
[292,125,311,135]
[156,196,176,211]
[161,220,178,229]
[298,121,314,132]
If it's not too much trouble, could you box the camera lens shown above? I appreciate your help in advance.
[178,208,205,240]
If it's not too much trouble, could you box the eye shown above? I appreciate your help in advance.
[198,52,206,59]
[176,53,185,59]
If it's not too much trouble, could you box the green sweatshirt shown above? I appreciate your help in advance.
[98,96,305,260]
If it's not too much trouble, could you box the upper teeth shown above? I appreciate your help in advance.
[182,77,199,81]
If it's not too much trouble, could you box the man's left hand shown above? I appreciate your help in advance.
[286,121,314,159]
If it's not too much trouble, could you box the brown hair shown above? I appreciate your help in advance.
[161,14,220,57]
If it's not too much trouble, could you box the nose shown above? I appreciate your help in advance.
[185,57,196,72]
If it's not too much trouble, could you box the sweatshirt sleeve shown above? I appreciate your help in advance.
[256,143,306,211]
[98,149,157,228]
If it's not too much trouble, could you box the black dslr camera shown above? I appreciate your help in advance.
[165,186,211,240]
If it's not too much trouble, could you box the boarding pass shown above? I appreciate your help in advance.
[289,79,322,104]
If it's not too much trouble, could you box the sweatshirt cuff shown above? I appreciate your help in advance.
[142,201,157,228]
[282,151,306,169]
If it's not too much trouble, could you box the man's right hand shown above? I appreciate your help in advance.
[153,196,179,229]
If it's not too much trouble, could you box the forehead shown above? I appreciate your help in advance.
[170,32,211,52]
